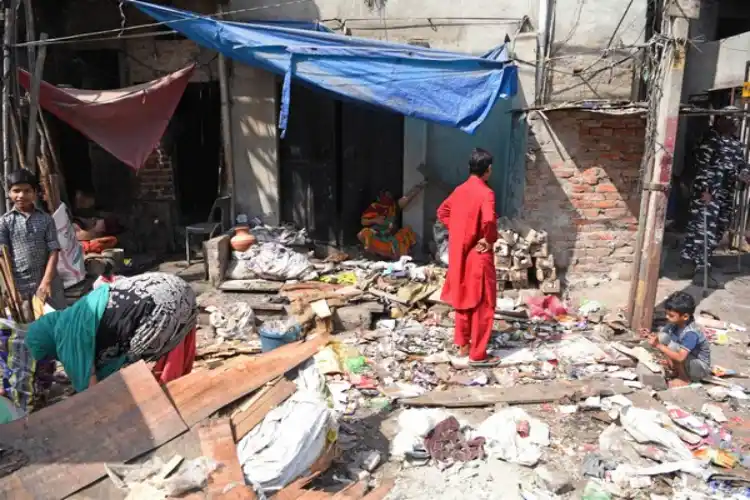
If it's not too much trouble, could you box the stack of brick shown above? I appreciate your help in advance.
[494,217,560,294]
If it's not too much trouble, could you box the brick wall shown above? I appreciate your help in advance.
[136,144,176,201]
[523,110,645,279]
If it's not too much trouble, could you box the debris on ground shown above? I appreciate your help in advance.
[4,226,750,500]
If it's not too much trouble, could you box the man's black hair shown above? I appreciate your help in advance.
[664,291,696,316]
[6,169,40,191]
[468,148,493,176]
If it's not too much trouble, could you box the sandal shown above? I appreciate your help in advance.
[469,356,501,368]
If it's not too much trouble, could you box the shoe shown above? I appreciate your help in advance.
[469,356,501,368]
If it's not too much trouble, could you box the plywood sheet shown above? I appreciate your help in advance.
[198,419,255,499]
[0,361,187,500]
[165,335,328,427]
[360,480,395,500]
[231,378,297,441]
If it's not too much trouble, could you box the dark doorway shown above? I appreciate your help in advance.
[279,84,339,244]
[278,83,404,246]
[171,82,222,224]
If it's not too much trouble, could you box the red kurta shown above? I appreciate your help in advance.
[437,175,498,361]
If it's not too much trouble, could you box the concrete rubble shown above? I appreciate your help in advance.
[5,223,750,500]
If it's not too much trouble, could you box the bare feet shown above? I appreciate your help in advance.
[668,378,690,388]
[458,345,470,357]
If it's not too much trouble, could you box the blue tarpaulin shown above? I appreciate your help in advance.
[128,0,517,135]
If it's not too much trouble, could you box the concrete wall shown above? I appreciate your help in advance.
[225,0,647,240]
[229,0,647,103]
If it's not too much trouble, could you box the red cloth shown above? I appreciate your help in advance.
[454,274,495,361]
[81,236,118,254]
[18,65,194,170]
[437,175,498,311]
[151,327,196,384]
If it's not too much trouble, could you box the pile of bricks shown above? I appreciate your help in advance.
[494,218,560,294]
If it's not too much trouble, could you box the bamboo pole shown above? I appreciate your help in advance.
[2,8,12,211]
[24,32,46,173]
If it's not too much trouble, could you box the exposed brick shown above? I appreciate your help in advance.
[523,110,644,280]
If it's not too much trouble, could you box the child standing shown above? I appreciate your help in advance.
[0,170,64,310]
[641,291,710,388]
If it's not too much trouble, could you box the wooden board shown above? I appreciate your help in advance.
[232,378,297,441]
[198,419,255,500]
[0,361,187,500]
[219,280,284,293]
[360,480,395,500]
[401,380,632,408]
[331,481,367,499]
[165,334,328,427]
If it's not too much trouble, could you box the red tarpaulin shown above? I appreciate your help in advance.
[19,65,195,170]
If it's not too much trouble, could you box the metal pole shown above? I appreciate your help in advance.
[2,8,12,211]
[216,4,235,225]
[630,6,691,330]
[24,31,45,172]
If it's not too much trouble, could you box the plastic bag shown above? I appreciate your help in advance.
[0,394,24,423]
[207,303,257,341]
[237,391,337,493]
[619,406,693,461]
[228,243,317,281]
[52,203,86,289]
[475,407,550,466]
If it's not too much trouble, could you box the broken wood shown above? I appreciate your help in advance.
[231,378,297,441]
[165,334,328,426]
[360,480,395,500]
[198,418,256,499]
[0,361,187,499]
[611,342,662,373]
[401,379,632,408]
[220,279,284,293]
[331,481,367,499]
[24,32,47,173]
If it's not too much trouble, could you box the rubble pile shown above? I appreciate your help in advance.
[495,217,560,294]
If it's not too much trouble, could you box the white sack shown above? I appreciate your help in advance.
[227,242,317,281]
[476,407,550,466]
[52,203,85,288]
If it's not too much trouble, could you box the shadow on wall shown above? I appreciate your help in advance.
[228,1,322,223]
[522,110,645,279]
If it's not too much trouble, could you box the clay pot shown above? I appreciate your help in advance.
[230,226,256,252]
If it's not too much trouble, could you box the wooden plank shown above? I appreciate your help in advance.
[0,361,187,500]
[272,476,315,500]
[360,480,395,500]
[401,380,632,408]
[165,334,328,427]
[297,492,331,500]
[198,418,255,500]
[331,481,367,499]
[231,378,297,441]
[219,279,284,293]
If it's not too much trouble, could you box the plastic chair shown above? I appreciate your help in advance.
[185,196,232,265]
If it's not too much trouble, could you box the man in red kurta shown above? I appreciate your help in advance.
[437,148,498,366]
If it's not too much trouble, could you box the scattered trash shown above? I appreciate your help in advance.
[476,407,550,466]
[206,303,256,341]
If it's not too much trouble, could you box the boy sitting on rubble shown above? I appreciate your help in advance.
[641,291,711,388]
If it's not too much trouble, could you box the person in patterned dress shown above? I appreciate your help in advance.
[679,108,750,281]
[24,272,197,393]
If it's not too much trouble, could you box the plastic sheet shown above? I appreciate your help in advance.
[227,243,318,281]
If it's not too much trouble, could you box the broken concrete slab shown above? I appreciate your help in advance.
[636,363,667,391]
[204,235,231,287]
[401,380,632,408]
[535,465,573,495]
[334,305,373,332]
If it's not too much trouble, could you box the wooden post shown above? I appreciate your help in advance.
[217,4,235,225]
[2,8,12,210]
[24,31,46,172]
[22,0,34,68]
[629,0,695,330]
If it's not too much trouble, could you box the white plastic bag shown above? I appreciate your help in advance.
[52,203,85,288]
[206,303,256,341]
[619,406,693,461]
[475,407,550,466]
[237,391,337,492]
[228,243,317,281]
[390,408,456,458]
